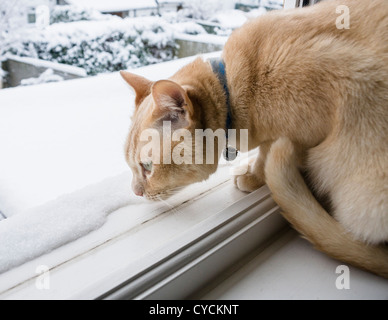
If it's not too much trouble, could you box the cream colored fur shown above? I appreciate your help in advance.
[121,0,388,277]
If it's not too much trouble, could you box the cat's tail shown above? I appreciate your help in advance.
[264,137,388,278]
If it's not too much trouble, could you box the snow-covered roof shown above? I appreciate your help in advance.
[65,0,158,13]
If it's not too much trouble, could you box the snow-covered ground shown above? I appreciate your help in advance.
[0,72,130,217]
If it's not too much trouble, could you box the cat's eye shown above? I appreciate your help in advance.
[141,161,153,173]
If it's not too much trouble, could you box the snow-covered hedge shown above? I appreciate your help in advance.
[5,17,178,76]
[50,5,109,24]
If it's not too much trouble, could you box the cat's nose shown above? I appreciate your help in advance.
[132,182,144,197]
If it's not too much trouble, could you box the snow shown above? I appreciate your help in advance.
[181,0,282,21]
[33,16,163,41]
[21,68,65,86]
[210,10,251,29]
[182,0,236,20]
[2,0,285,79]
[246,7,269,19]
[7,54,87,76]
[0,172,135,274]
[170,21,207,35]
[66,0,158,13]
[5,16,178,75]
[208,7,270,30]
[175,33,227,46]
[0,72,131,217]
[50,5,110,24]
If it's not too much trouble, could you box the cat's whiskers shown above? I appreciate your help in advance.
[145,187,186,215]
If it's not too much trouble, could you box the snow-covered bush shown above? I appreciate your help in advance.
[170,21,207,35]
[175,0,283,36]
[181,0,282,20]
[260,0,283,11]
[0,0,29,34]
[50,5,109,24]
[182,0,228,20]
[233,0,283,10]
[5,17,178,76]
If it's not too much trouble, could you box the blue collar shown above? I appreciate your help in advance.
[209,58,238,161]
[209,58,232,134]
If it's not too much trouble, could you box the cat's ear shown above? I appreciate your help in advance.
[120,71,153,108]
[151,80,193,128]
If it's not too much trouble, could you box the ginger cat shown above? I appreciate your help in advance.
[121,0,388,278]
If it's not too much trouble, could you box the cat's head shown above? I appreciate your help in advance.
[120,67,220,200]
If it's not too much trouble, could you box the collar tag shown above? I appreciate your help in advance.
[223,146,239,162]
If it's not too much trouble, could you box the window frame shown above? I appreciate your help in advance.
[98,186,286,300]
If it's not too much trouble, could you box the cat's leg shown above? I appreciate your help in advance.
[234,141,272,192]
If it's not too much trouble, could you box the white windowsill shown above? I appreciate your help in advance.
[197,229,388,300]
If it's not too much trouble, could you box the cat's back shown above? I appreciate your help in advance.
[225,0,388,65]
[223,0,388,148]
[223,0,388,116]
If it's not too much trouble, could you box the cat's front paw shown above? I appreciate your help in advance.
[234,172,265,193]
